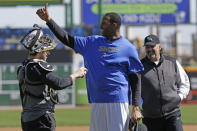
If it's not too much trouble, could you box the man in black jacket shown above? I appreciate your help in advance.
[140,34,190,131]
[17,25,88,131]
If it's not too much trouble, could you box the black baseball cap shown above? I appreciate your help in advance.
[144,34,160,46]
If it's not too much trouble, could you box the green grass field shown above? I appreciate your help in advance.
[180,105,197,124]
[0,104,196,127]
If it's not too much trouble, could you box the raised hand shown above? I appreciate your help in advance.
[36,3,51,22]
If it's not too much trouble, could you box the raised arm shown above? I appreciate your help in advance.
[36,3,74,49]
[36,3,51,22]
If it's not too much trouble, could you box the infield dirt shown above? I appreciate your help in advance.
[0,125,196,131]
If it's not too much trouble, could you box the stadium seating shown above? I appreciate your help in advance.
[0,27,101,50]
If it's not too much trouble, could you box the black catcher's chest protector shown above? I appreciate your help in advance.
[17,59,58,105]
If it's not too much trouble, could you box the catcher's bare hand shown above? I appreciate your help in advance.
[36,3,51,22]
[70,67,88,81]
[131,106,142,123]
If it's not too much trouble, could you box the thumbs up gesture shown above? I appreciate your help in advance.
[36,3,51,22]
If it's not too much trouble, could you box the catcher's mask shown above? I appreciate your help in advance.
[20,24,57,54]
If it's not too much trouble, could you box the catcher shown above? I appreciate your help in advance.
[17,24,88,131]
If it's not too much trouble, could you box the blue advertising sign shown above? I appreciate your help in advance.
[82,0,189,25]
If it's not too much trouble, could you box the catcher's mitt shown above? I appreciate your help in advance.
[129,119,148,131]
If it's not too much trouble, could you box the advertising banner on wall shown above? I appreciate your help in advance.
[82,0,189,25]
[0,0,62,6]
[0,63,74,106]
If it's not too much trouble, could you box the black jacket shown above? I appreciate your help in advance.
[140,55,181,118]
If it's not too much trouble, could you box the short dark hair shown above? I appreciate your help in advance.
[105,12,121,27]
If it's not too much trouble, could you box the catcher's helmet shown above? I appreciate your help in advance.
[20,24,56,54]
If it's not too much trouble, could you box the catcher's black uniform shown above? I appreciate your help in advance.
[17,58,73,131]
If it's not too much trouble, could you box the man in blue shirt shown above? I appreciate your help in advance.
[36,4,144,131]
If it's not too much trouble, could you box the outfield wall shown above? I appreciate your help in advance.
[0,63,75,106]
